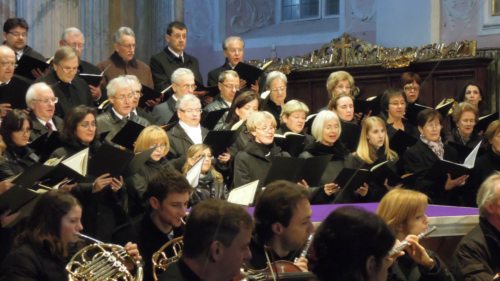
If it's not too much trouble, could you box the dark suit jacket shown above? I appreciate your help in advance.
[79,59,108,106]
[167,123,209,160]
[0,75,32,109]
[37,70,94,118]
[96,108,151,144]
[207,62,232,86]
[150,47,203,91]
[29,114,64,141]
[152,96,177,126]
[403,139,462,205]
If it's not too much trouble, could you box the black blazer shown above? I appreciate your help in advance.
[167,123,209,160]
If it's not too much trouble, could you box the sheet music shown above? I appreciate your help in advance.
[185,156,205,187]
[62,148,89,176]
[227,180,259,206]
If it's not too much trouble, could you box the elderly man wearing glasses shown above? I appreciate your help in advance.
[152,67,196,126]
[96,75,150,143]
[25,82,64,141]
[36,46,94,118]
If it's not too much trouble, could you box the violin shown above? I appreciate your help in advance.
[236,260,316,281]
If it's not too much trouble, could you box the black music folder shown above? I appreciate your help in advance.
[475,112,498,133]
[234,62,264,86]
[428,141,482,179]
[139,84,163,108]
[273,132,307,157]
[78,73,103,87]
[88,143,135,178]
[262,155,331,187]
[304,113,318,134]
[29,131,63,162]
[15,55,50,81]
[111,120,146,151]
[0,185,41,214]
[389,129,417,156]
[0,76,31,109]
[201,108,229,130]
[406,98,455,125]
[203,130,238,157]
[354,95,381,116]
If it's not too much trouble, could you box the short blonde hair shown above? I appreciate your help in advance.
[311,110,341,143]
[182,144,223,183]
[280,99,309,123]
[477,172,500,217]
[246,111,276,133]
[376,188,429,235]
[325,71,354,98]
[451,102,478,124]
[134,125,170,157]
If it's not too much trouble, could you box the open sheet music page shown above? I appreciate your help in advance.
[227,180,259,206]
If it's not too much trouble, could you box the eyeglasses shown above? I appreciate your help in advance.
[59,65,79,73]
[221,83,239,91]
[194,153,214,161]
[271,86,287,93]
[8,31,27,38]
[424,122,441,130]
[177,83,197,91]
[170,33,187,40]
[404,85,420,92]
[113,94,135,101]
[180,108,202,114]
[226,48,243,54]
[33,97,58,104]
[119,43,135,49]
[78,121,96,129]
[0,61,15,68]
[149,143,167,149]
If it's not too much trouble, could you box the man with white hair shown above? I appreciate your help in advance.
[97,26,153,88]
[167,93,208,160]
[59,27,105,105]
[453,172,500,280]
[152,67,196,126]
[25,82,63,141]
[96,75,150,142]
[0,45,31,115]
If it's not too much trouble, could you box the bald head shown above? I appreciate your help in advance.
[0,45,16,82]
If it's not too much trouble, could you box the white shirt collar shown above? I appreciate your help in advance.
[179,121,202,144]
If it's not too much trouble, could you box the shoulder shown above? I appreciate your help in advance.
[135,59,151,71]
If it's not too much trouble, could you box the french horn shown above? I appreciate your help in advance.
[66,233,144,281]
[151,236,184,281]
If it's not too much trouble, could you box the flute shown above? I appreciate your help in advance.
[294,234,314,262]
[389,226,437,256]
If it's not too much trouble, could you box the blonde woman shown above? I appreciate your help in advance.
[182,144,227,205]
[345,116,400,201]
[377,189,454,281]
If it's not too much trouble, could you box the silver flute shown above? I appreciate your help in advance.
[389,226,437,256]
[294,234,314,262]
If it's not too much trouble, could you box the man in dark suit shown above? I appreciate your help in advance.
[150,21,203,92]
[25,82,63,141]
[59,27,106,106]
[36,46,94,118]
[0,45,31,115]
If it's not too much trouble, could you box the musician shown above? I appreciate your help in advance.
[97,26,154,88]
[328,93,361,152]
[0,190,141,281]
[2,18,45,62]
[453,172,500,280]
[159,199,253,281]
[150,21,203,92]
[377,188,454,281]
[113,168,192,281]
[203,70,239,113]
[447,102,481,149]
[36,46,94,118]
[299,110,365,204]
[261,71,287,123]
[0,109,39,181]
[325,70,355,100]
[249,180,313,271]
[345,116,400,201]
[310,206,396,281]
[0,45,31,114]
[181,144,227,204]
[401,72,422,105]
[51,105,126,242]
[59,27,105,105]
[403,109,469,205]
[25,82,63,141]
[379,88,419,140]
[152,67,196,126]
[233,111,289,188]
[96,75,150,143]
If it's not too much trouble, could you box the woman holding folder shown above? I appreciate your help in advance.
[403,109,469,206]
[50,105,126,241]
[299,110,367,204]
[345,116,400,201]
